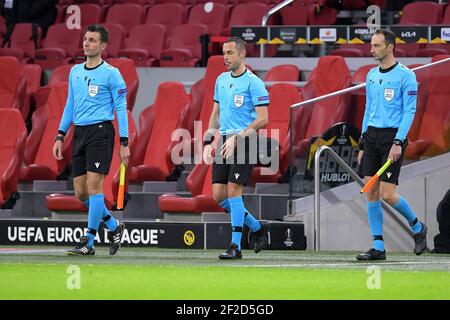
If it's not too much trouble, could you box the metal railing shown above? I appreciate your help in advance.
[260,0,294,58]
[312,146,413,251]
[287,57,450,251]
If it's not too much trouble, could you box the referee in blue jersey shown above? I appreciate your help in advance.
[203,37,269,259]
[357,29,427,261]
[52,25,129,256]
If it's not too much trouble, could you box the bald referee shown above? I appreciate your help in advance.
[52,24,129,256]
[357,29,427,261]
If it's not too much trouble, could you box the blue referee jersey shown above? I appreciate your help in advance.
[213,69,269,135]
[58,61,129,138]
[362,62,418,142]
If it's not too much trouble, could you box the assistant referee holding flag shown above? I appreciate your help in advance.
[357,29,427,261]
[52,24,130,256]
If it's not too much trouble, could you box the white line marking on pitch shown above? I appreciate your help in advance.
[229,261,450,268]
[0,249,67,254]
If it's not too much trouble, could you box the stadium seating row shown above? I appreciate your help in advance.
[1,55,448,214]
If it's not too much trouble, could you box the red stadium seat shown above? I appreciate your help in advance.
[0,14,6,36]
[400,1,442,25]
[0,57,28,120]
[406,55,450,159]
[223,3,268,36]
[154,0,188,4]
[197,55,227,140]
[64,3,102,27]
[19,64,42,117]
[224,2,279,57]
[74,23,125,64]
[416,43,450,57]
[188,3,228,36]
[34,23,82,69]
[107,58,139,112]
[118,23,166,67]
[46,110,138,211]
[182,78,205,136]
[115,0,153,4]
[349,64,376,131]
[280,1,309,25]
[158,163,224,214]
[35,64,72,110]
[0,23,42,63]
[102,23,125,58]
[160,23,208,67]
[407,64,429,143]
[104,4,144,36]
[342,0,386,10]
[307,4,337,25]
[334,44,371,57]
[20,83,73,182]
[296,56,352,157]
[250,83,302,184]
[443,4,450,24]
[145,3,185,42]
[197,0,230,4]
[0,109,27,209]
[129,82,190,182]
[264,64,300,82]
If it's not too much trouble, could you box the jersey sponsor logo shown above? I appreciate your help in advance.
[384,88,394,101]
[408,90,418,96]
[258,95,269,102]
[88,84,98,97]
[234,95,244,108]
[118,88,127,94]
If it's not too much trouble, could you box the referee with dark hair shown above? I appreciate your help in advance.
[203,37,269,260]
[52,24,130,256]
[357,29,427,261]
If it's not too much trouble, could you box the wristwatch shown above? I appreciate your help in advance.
[393,139,403,147]
[120,137,129,147]
[55,135,64,143]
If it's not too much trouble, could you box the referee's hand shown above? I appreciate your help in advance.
[388,144,402,162]
[221,135,237,159]
[119,145,130,166]
[203,144,213,165]
[52,141,63,161]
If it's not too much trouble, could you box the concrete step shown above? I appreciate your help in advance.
[143,181,177,193]
[19,180,73,192]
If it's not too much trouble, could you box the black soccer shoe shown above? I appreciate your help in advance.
[218,243,242,260]
[249,221,269,253]
[356,248,386,261]
[108,222,125,256]
[413,222,427,255]
[67,236,95,256]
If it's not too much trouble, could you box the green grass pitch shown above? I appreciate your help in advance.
[0,246,449,300]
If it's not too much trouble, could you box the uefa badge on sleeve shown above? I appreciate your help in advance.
[88,84,98,97]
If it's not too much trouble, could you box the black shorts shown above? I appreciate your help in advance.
[212,135,255,186]
[359,126,407,185]
[72,121,115,178]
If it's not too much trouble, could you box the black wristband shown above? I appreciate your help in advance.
[358,136,364,151]
[120,137,129,147]
[55,135,64,143]
[393,138,403,147]
[203,135,215,146]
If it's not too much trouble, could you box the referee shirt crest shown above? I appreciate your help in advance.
[88,84,98,97]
